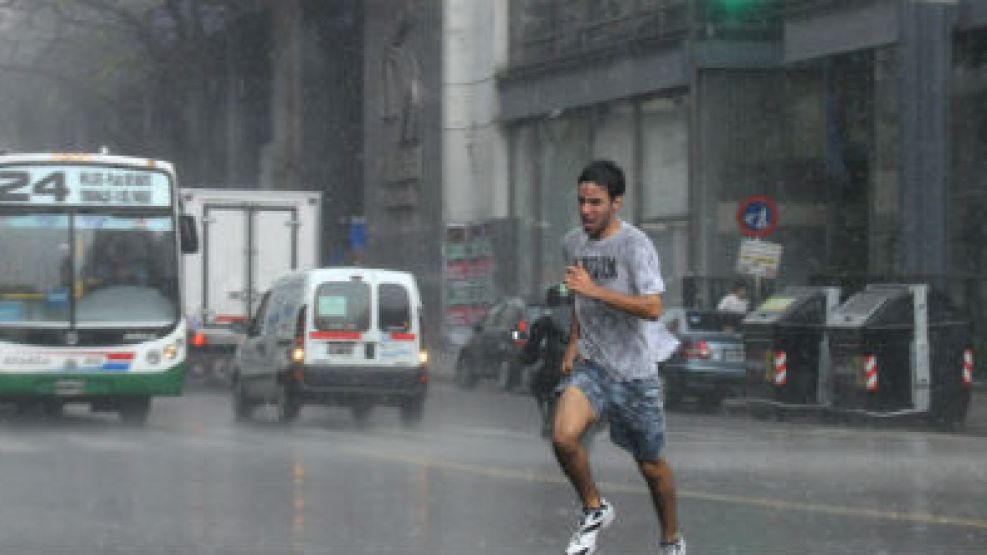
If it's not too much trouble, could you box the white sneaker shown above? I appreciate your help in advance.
[659,536,686,555]
[565,499,615,555]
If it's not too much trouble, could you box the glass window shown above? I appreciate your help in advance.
[494,301,523,329]
[641,96,689,219]
[592,101,638,220]
[75,214,178,325]
[314,281,370,332]
[0,212,70,325]
[538,113,588,291]
[379,283,411,332]
[511,123,539,298]
[249,291,271,336]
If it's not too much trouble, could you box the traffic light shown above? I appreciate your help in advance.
[714,0,760,16]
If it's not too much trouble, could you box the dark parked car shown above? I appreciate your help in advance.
[454,297,548,391]
[661,308,746,409]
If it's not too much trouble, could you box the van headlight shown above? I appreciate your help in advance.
[418,350,429,365]
[146,350,162,365]
[163,342,179,360]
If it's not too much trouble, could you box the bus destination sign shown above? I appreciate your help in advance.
[0,165,172,207]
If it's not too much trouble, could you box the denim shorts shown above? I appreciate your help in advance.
[557,359,666,461]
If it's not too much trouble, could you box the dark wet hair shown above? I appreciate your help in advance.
[577,160,625,200]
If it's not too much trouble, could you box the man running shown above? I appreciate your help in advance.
[553,160,685,555]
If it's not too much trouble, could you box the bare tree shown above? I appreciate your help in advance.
[0,0,260,183]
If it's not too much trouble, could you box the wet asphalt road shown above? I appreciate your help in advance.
[0,380,985,554]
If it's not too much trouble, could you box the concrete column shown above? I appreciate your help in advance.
[897,0,957,275]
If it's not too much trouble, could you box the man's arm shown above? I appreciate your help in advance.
[564,264,663,320]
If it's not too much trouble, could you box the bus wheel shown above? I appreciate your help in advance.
[400,396,425,427]
[119,397,151,425]
[232,377,254,422]
[276,381,300,423]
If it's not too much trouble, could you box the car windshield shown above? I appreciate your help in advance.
[1,2,985,554]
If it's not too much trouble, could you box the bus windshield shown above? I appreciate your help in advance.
[0,212,71,325]
[75,214,178,325]
[0,161,180,329]
[0,211,179,327]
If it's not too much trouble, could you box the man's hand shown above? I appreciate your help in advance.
[561,350,576,376]
[564,263,598,299]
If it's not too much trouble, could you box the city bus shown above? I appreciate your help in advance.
[0,152,198,423]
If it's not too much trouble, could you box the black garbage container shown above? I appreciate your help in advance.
[826,284,973,424]
[743,286,841,407]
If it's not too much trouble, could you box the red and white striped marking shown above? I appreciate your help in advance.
[962,349,974,388]
[773,351,787,386]
[864,355,878,392]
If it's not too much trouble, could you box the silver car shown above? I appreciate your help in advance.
[661,308,746,410]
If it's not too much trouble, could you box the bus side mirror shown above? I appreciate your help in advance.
[180,214,199,254]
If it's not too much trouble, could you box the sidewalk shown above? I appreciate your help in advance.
[722,384,987,436]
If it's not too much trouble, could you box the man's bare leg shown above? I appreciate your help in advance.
[552,386,600,508]
[639,458,680,543]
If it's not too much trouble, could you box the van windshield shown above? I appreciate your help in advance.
[314,281,370,332]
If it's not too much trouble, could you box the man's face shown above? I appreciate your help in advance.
[577,181,621,239]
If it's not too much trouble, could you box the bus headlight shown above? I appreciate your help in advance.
[163,343,179,360]
[146,350,162,365]
[418,350,429,365]
[291,345,305,364]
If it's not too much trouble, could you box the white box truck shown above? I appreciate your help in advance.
[180,188,322,385]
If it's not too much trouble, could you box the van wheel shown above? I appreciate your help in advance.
[232,377,254,422]
[454,354,477,390]
[400,396,424,427]
[119,397,151,425]
[276,381,301,423]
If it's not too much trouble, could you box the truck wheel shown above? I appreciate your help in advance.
[455,354,477,390]
[276,381,300,423]
[400,396,424,427]
[232,377,254,422]
[119,397,151,425]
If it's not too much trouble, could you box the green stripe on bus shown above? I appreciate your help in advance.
[0,363,186,396]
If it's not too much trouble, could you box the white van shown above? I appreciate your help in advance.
[233,267,428,425]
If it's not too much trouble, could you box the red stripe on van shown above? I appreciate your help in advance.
[105,352,135,361]
[309,331,361,340]
[390,332,416,341]
[214,315,247,323]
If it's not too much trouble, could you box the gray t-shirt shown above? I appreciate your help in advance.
[562,221,679,380]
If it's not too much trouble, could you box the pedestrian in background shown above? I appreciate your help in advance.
[717,281,750,314]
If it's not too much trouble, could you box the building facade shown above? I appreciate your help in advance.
[465,0,987,365]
